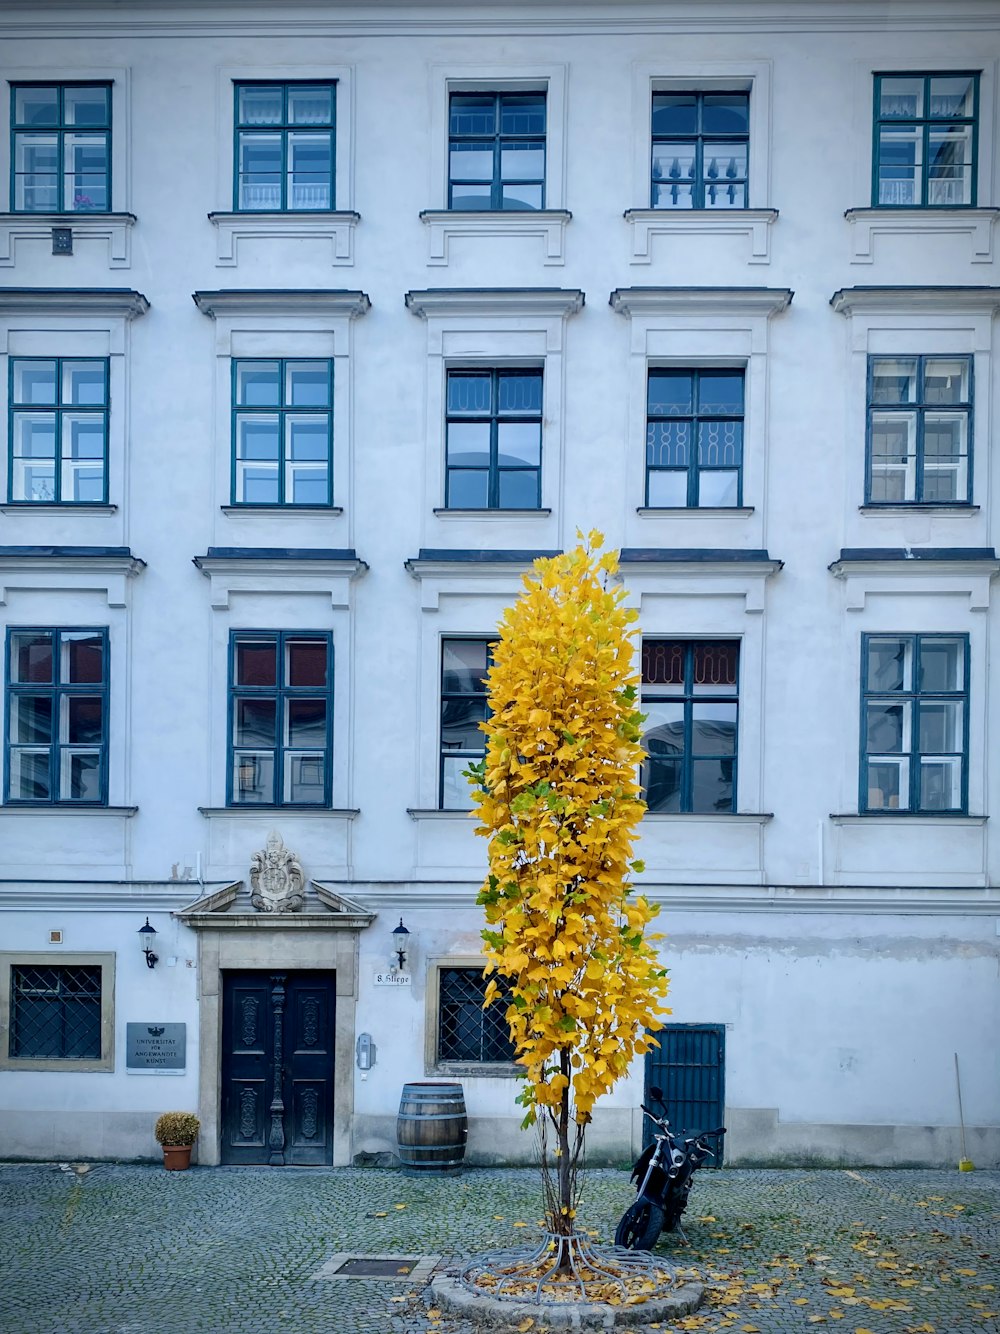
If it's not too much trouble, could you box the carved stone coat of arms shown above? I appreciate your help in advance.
[250,832,305,913]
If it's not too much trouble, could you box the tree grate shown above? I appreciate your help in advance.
[312,1253,441,1283]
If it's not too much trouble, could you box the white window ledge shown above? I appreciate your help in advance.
[198,806,359,819]
[642,811,773,824]
[0,213,136,269]
[419,209,571,266]
[220,505,343,517]
[625,208,778,265]
[843,208,1000,265]
[858,504,979,516]
[207,211,360,268]
[407,808,476,820]
[829,813,987,826]
[0,504,117,515]
[636,506,754,519]
[0,805,137,817]
[432,507,551,519]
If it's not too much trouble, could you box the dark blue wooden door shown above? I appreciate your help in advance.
[643,1023,725,1162]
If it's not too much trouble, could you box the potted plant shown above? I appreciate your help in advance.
[154,1111,200,1171]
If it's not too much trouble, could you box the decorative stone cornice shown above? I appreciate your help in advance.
[405,549,558,578]
[610,286,792,318]
[619,548,783,576]
[174,878,376,930]
[192,288,371,318]
[405,287,584,319]
[830,285,1000,316]
[0,546,146,607]
[193,547,368,609]
[0,287,148,318]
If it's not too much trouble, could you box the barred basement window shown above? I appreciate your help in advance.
[10,963,102,1060]
[438,967,515,1064]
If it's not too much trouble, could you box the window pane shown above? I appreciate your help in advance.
[285,752,325,804]
[652,144,696,192]
[652,94,698,135]
[698,371,744,414]
[497,421,540,467]
[698,469,739,506]
[64,135,108,210]
[287,639,328,687]
[643,701,685,756]
[919,756,963,810]
[877,126,922,205]
[236,362,280,406]
[233,752,274,803]
[866,701,907,753]
[866,637,911,692]
[691,702,737,754]
[63,634,103,685]
[10,749,51,800]
[500,143,544,181]
[919,637,963,692]
[441,697,487,751]
[62,361,106,406]
[238,133,282,208]
[451,183,492,209]
[237,416,280,458]
[287,133,332,209]
[449,143,494,183]
[646,469,688,507]
[867,758,908,810]
[239,465,279,504]
[702,94,749,134]
[66,696,103,745]
[919,699,963,753]
[13,361,58,405]
[500,97,545,135]
[693,641,739,687]
[879,77,923,119]
[643,757,682,812]
[62,750,101,801]
[286,362,330,407]
[442,641,490,692]
[698,420,742,468]
[11,633,53,684]
[447,470,489,508]
[929,75,975,119]
[691,758,734,812]
[285,416,328,461]
[646,420,690,469]
[236,698,276,747]
[288,465,328,505]
[498,373,542,414]
[236,640,277,687]
[63,86,110,127]
[871,358,918,404]
[11,696,52,744]
[450,96,496,136]
[446,422,491,463]
[442,755,476,810]
[928,125,972,204]
[652,178,694,208]
[502,182,543,210]
[648,372,694,415]
[923,358,970,404]
[924,412,967,457]
[287,84,333,126]
[286,698,326,746]
[642,640,685,686]
[238,85,283,125]
[497,470,539,508]
[14,87,60,126]
[448,373,492,414]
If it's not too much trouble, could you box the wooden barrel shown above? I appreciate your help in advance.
[396,1082,468,1175]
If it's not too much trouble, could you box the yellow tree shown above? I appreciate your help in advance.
[470,534,670,1241]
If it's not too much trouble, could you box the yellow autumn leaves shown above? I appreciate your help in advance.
[471,535,670,1124]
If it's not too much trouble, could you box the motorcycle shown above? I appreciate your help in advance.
[614,1085,726,1250]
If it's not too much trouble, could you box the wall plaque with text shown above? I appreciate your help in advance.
[126,1023,187,1074]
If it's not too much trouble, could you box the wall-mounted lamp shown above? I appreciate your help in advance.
[391,917,410,972]
[138,917,159,969]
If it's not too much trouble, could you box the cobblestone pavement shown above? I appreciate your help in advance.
[0,1163,997,1334]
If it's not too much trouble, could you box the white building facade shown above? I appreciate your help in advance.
[0,0,998,1169]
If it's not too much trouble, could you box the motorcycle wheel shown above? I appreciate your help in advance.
[614,1200,665,1251]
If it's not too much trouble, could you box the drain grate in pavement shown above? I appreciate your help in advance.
[312,1253,440,1284]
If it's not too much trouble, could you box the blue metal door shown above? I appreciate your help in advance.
[643,1023,725,1162]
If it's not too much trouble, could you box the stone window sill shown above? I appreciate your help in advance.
[221,505,343,516]
[198,806,359,818]
[858,504,979,516]
[432,508,552,519]
[636,506,754,519]
[0,805,137,816]
[829,812,986,825]
[624,207,778,264]
[643,811,773,823]
[0,212,136,269]
[407,808,475,820]
[843,207,999,264]
[0,503,117,515]
[207,210,359,267]
[419,209,571,266]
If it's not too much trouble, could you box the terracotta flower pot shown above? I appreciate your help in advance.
[162,1144,193,1171]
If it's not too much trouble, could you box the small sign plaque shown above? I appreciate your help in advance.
[126,1022,187,1074]
[373,971,411,987]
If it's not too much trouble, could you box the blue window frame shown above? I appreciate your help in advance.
[439,638,493,810]
[873,73,979,207]
[234,82,335,212]
[10,83,111,213]
[641,639,739,814]
[232,359,333,506]
[866,355,972,506]
[646,369,744,508]
[448,92,546,211]
[4,628,109,805]
[229,631,333,807]
[8,358,109,505]
[651,91,749,209]
[445,369,542,510]
[861,634,969,814]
